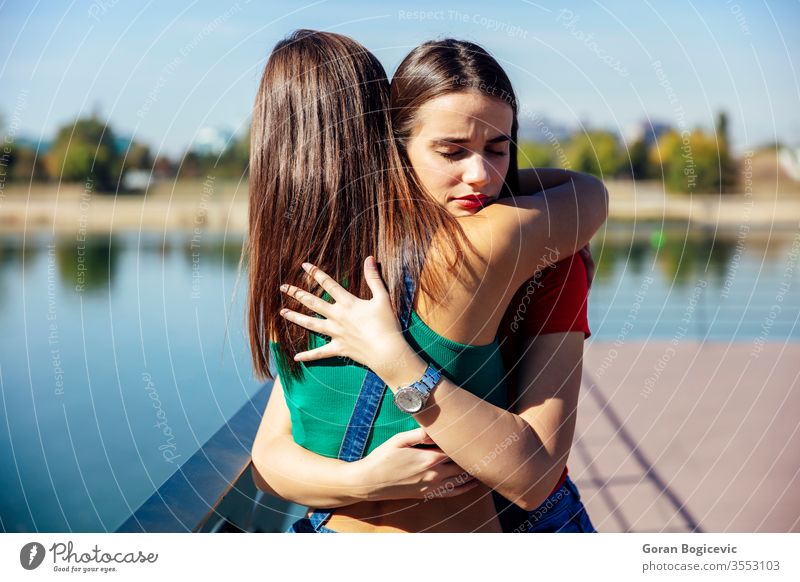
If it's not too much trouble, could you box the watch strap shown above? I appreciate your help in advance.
[415,363,441,398]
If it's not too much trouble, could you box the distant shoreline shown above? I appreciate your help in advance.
[1,179,798,234]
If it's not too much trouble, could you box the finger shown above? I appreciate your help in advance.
[423,450,451,467]
[293,344,340,362]
[392,427,429,447]
[279,308,330,335]
[398,427,434,445]
[279,284,333,318]
[301,262,352,304]
[363,256,389,299]
[419,434,436,446]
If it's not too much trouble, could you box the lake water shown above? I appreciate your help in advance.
[588,222,799,342]
[0,230,260,532]
[1,221,798,532]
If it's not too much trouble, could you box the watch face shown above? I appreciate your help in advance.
[395,387,423,413]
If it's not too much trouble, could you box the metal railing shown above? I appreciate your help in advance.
[116,382,303,533]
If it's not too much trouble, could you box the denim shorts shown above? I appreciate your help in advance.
[519,476,597,533]
[287,476,596,533]
[286,516,338,533]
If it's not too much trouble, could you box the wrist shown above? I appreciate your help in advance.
[344,458,375,502]
[377,347,428,392]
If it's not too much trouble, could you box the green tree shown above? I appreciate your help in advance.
[46,116,121,191]
[649,112,740,194]
[626,137,650,180]
[0,113,12,178]
[565,131,625,177]
[218,127,250,177]
[177,127,250,179]
[650,128,733,194]
[0,113,48,182]
[11,146,50,181]
[123,141,152,171]
[715,111,738,192]
[517,141,555,169]
[177,151,211,179]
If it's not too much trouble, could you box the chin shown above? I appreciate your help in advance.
[451,206,478,217]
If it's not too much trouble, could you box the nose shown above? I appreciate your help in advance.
[462,154,491,189]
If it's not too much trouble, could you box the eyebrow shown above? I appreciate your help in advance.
[432,135,511,145]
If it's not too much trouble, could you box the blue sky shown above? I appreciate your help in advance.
[2,0,798,157]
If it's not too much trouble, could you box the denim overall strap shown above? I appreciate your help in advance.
[308,268,416,532]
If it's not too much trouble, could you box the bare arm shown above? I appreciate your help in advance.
[376,340,580,511]
[518,167,586,194]
[461,170,608,292]
[279,259,586,510]
[251,375,367,508]
[376,331,583,511]
[252,332,582,512]
[500,332,584,508]
[251,375,478,507]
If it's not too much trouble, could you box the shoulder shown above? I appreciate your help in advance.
[454,196,564,295]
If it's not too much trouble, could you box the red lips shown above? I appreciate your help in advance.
[453,194,490,210]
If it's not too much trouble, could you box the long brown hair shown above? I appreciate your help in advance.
[391,38,520,198]
[247,30,470,381]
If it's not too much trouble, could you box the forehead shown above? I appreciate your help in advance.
[412,91,513,138]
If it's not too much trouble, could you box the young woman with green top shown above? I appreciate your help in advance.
[248,32,607,532]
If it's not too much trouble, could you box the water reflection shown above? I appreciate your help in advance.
[0,234,249,295]
[0,240,36,271]
[0,225,793,299]
[0,243,36,302]
[54,236,121,293]
[181,239,245,271]
[593,226,743,288]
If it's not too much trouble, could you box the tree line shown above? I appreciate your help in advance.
[1,114,249,192]
[518,112,740,193]
[2,111,743,194]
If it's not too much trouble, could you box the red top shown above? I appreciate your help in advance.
[499,253,590,497]
[522,253,591,339]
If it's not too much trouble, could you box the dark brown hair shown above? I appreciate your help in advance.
[247,30,470,381]
[391,38,520,198]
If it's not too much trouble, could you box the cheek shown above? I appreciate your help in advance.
[429,159,461,185]
[417,154,459,188]
[492,157,511,181]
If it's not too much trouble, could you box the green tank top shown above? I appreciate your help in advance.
[270,310,508,458]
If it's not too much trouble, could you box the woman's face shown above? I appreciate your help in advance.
[406,91,513,217]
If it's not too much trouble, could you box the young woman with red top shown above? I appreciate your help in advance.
[249,33,606,532]
[494,251,594,531]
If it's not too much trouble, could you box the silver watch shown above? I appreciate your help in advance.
[393,364,441,414]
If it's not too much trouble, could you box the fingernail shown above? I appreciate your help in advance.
[280,308,288,316]
[301,262,311,270]
[279,284,288,292]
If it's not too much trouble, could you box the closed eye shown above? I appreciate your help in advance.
[436,148,467,160]
[486,148,508,157]
[435,143,508,160]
